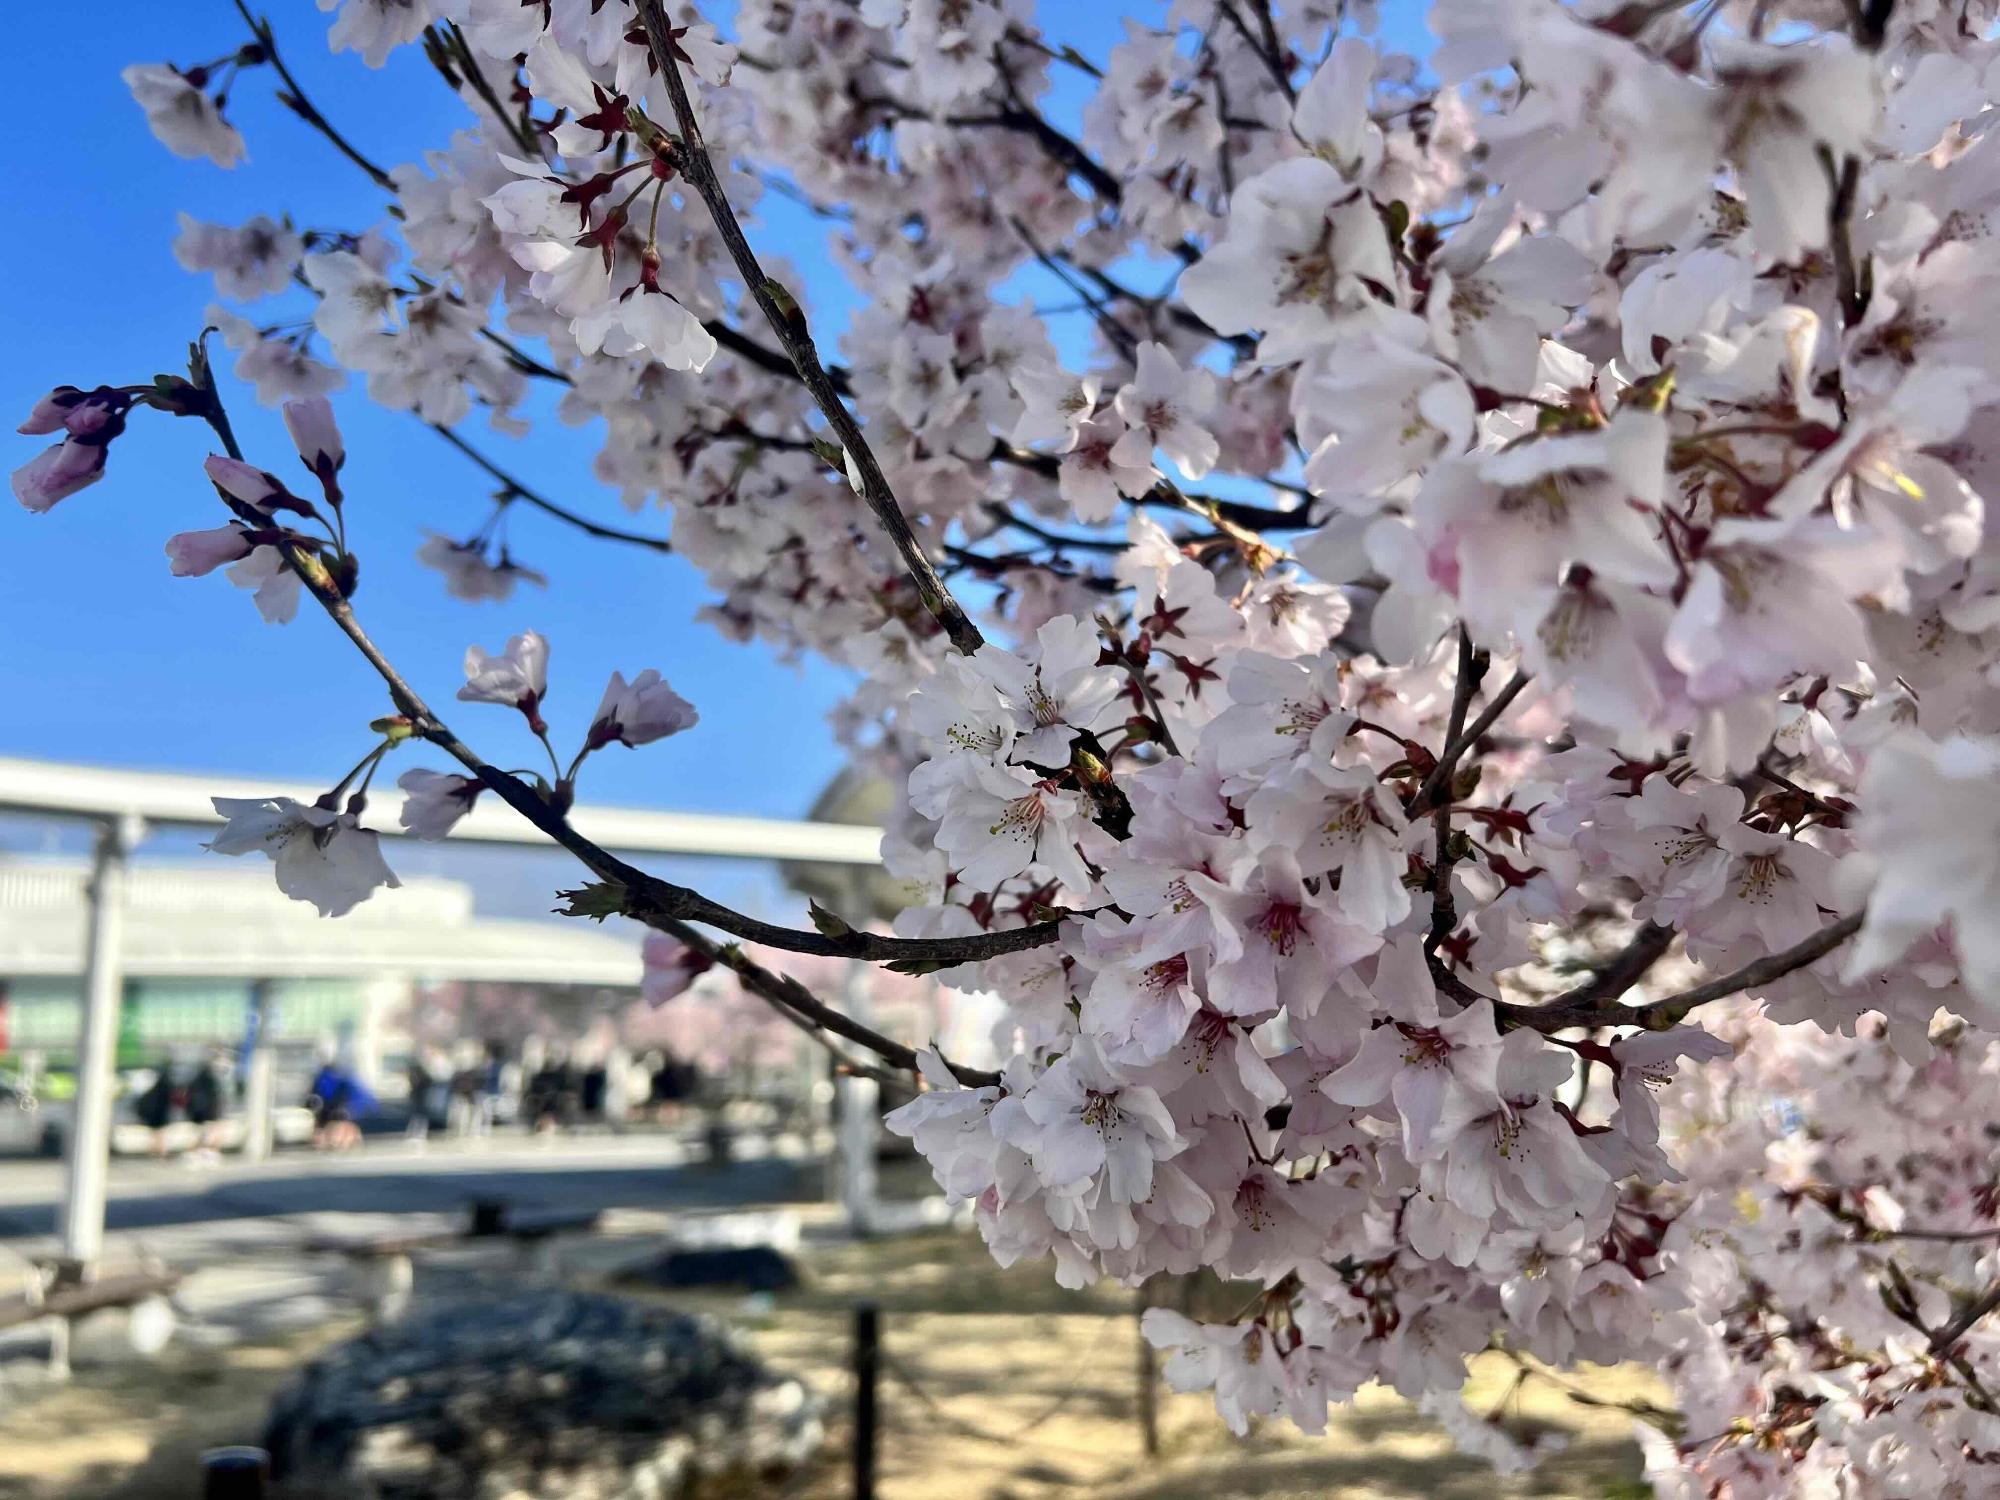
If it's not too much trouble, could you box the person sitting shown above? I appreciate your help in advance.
[132,1063,175,1158]
[307,1059,372,1151]
[184,1054,225,1163]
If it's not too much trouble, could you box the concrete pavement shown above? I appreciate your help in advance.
[0,1132,835,1393]
[0,1131,821,1246]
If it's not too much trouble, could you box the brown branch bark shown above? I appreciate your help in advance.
[1508,912,1863,1034]
[631,0,985,655]
[428,425,674,554]
[187,351,1030,1081]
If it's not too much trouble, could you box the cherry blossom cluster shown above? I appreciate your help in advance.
[1638,1013,2000,1495]
[21,0,2000,1484]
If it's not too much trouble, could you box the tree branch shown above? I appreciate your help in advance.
[1412,668,1531,815]
[233,1,395,192]
[1510,912,1864,1034]
[1931,1280,2000,1356]
[184,354,1043,1080]
[631,0,984,655]
[428,424,674,554]
[1424,627,1484,955]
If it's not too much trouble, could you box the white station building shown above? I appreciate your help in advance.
[0,857,645,1082]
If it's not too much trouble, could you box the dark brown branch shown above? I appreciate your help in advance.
[185,354,1037,1081]
[233,1,396,192]
[710,319,853,396]
[237,3,848,408]
[1424,628,1484,955]
[439,21,541,162]
[987,441,1311,531]
[1412,668,1530,815]
[1062,252,1254,356]
[1881,1261,1999,1412]
[965,103,1124,204]
[1820,149,1872,329]
[428,424,674,554]
[649,912,992,1086]
[1510,912,1864,1034]
[478,326,570,385]
[632,0,984,655]
[1931,1281,2000,1355]
[1540,925,1676,1023]
[1219,0,1296,104]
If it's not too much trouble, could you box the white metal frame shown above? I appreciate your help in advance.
[0,756,883,1273]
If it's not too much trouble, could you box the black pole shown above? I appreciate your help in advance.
[201,1446,270,1500]
[852,1302,880,1500]
[1135,1281,1160,1457]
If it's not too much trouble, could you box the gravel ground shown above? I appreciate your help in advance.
[0,1227,1658,1500]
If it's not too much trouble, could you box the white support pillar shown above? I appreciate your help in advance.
[58,814,141,1273]
[240,980,276,1162]
[838,1074,881,1237]
[836,960,881,1236]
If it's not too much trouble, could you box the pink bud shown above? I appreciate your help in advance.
[641,935,712,1007]
[20,386,129,439]
[18,387,84,435]
[589,669,699,749]
[12,439,107,512]
[282,395,344,474]
[165,523,255,577]
[203,454,283,511]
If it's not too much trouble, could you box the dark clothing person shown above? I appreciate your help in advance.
[406,1058,432,1109]
[184,1063,223,1127]
[526,1061,576,1130]
[133,1071,174,1131]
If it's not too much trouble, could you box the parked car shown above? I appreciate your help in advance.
[0,1072,67,1157]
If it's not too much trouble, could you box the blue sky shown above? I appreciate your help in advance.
[0,3,1428,916]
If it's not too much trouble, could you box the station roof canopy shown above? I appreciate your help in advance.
[0,756,884,867]
[0,859,643,987]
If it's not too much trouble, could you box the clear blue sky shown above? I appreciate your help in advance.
[0,3,1427,915]
[1,5,859,822]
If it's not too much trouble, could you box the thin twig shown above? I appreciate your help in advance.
[441,22,541,161]
[1412,668,1530,815]
[233,1,395,191]
[1931,1281,2000,1356]
[429,425,673,553]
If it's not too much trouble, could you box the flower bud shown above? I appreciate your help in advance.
[12,439,109,512]
[165,523,256,577]
[18,386,88,435]
[282,395,344,482]
[204,454,287,512]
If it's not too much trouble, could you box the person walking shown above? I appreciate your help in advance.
[184,1053,225,1165]
[132,1061,174,1159]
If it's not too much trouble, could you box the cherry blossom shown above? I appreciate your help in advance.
[458,630,550,727]
[395,768,481,840]
[123,63,245,167]
[587,669,699,749]
[206,795,399,916]
[39,0,2000,1481]
[415,533,547,603]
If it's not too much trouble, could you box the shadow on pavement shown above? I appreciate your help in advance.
[0,1156,817,1239]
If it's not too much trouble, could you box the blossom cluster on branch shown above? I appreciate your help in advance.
[20,0,2000,1486]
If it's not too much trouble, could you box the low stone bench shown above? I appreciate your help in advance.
[302,1199,603,1320]
[0,1263,183,1377]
